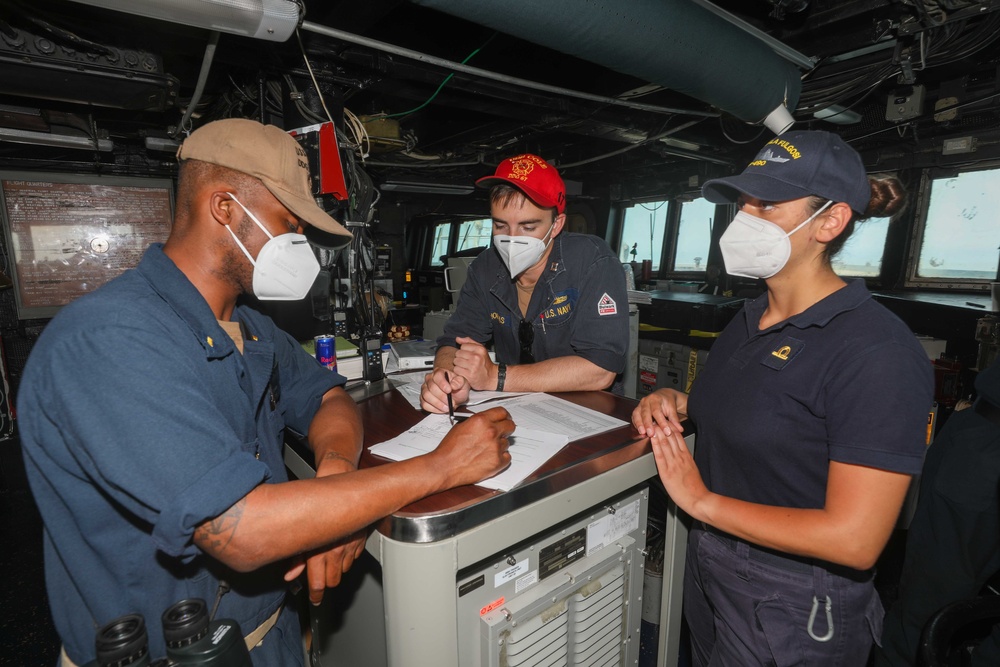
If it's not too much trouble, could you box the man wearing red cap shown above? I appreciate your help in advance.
[18,118,514,667]
[420,154,629,413]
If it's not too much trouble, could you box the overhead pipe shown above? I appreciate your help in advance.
[300,21,717,118]
[411,0,806,134]
[66,0,300,42]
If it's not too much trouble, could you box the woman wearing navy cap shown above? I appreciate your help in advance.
[633,130,934,665]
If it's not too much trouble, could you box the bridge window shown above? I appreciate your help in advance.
[428,221,452,267]
[423,217,491,267]
[618,198,716,276]
[456,218,491,254]
[620,200,668,270]
[910,166,1000,287]
[673,198,715,273]
[835,216,890,278]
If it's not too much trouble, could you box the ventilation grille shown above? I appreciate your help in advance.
[500,563,627,667]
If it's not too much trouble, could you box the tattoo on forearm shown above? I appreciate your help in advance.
[195,497,245,554]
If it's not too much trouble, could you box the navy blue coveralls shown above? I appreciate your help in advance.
[19,244,343,666]
[438,232,629,386]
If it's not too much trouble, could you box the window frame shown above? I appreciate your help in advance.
[669,196,719,275]
[616,196,721,280]
[414,215,493,269]
[904,161,1000,290]
[618,197,671,273]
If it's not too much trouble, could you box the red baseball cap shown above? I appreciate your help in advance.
[475,154,566,214]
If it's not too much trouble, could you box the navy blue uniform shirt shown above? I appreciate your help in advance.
[19,244,344,666]
[438,232,629,379]
[687,280,933,510]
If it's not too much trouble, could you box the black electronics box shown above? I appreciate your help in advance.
[638,292,745,345]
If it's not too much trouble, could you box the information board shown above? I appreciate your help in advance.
[0,173,173,319]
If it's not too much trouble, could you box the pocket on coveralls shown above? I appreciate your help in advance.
[756,593,807,667]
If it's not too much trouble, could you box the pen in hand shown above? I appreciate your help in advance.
[445,371,455,424]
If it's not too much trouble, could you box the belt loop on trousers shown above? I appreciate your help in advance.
[735,539,751,580]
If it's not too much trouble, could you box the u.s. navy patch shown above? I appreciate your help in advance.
[761,336,804,370]
[598,293,617,316]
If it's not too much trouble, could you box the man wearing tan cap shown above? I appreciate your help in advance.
[420,153,629,414]
[18,118,513,667]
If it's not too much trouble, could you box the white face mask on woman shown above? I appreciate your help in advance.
[494,223,554,278]
[718,200,833,279]
[225,193,320,300]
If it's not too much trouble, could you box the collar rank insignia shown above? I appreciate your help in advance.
[761,336,804,370]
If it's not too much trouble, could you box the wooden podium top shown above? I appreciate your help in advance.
[288,380,652,543]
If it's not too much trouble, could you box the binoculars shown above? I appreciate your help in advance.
[83,598,251,667]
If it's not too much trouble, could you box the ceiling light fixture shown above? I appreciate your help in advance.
[0,127,113,151]
[66,0,301,42]
[380,181,475,195]
[659,136,702,151]
[813,104,863,125]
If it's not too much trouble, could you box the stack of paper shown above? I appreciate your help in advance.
[369,413,569,492]
[465,393,628,442]
[368,393,628,492]
[389,372,525,411]
[628,290,652,305]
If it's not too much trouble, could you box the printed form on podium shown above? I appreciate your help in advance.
[368,394,628,492]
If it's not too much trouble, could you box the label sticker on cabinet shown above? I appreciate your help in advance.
[480,596,504,616]
[586,499,640,556]
[515,570,538,594]
[494,559,528,587]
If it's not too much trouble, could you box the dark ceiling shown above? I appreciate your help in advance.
[1,0,999,200]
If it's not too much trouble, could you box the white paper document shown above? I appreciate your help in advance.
[466,393,629,442]
[368,413,569,492]
[388,372,525,411]
[388,370,431,409]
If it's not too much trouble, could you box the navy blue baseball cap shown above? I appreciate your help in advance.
[702,130,871,215]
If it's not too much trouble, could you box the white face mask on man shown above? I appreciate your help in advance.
[718,200,833,279]
[225,193,320,300]
[494,222,555,278]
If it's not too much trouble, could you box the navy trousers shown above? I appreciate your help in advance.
[685,527,882,666]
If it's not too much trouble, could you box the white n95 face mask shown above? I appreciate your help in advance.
[225,194,320,300]
[494,224,554,277]
[719,200,832,279]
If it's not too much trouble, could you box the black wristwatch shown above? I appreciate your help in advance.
[496,363,506,392]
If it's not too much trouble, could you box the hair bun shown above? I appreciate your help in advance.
[866,177,907,219]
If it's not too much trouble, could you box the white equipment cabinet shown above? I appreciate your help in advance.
[286,383,692,667]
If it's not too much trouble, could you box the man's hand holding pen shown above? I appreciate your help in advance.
[432,406,514,487]
[420,366,471,414]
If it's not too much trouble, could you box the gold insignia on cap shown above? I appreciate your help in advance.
[509,159,535,181]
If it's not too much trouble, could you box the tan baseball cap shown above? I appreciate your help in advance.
[177,118,352,242]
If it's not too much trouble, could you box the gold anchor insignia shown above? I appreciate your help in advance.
[772,345,792,360]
